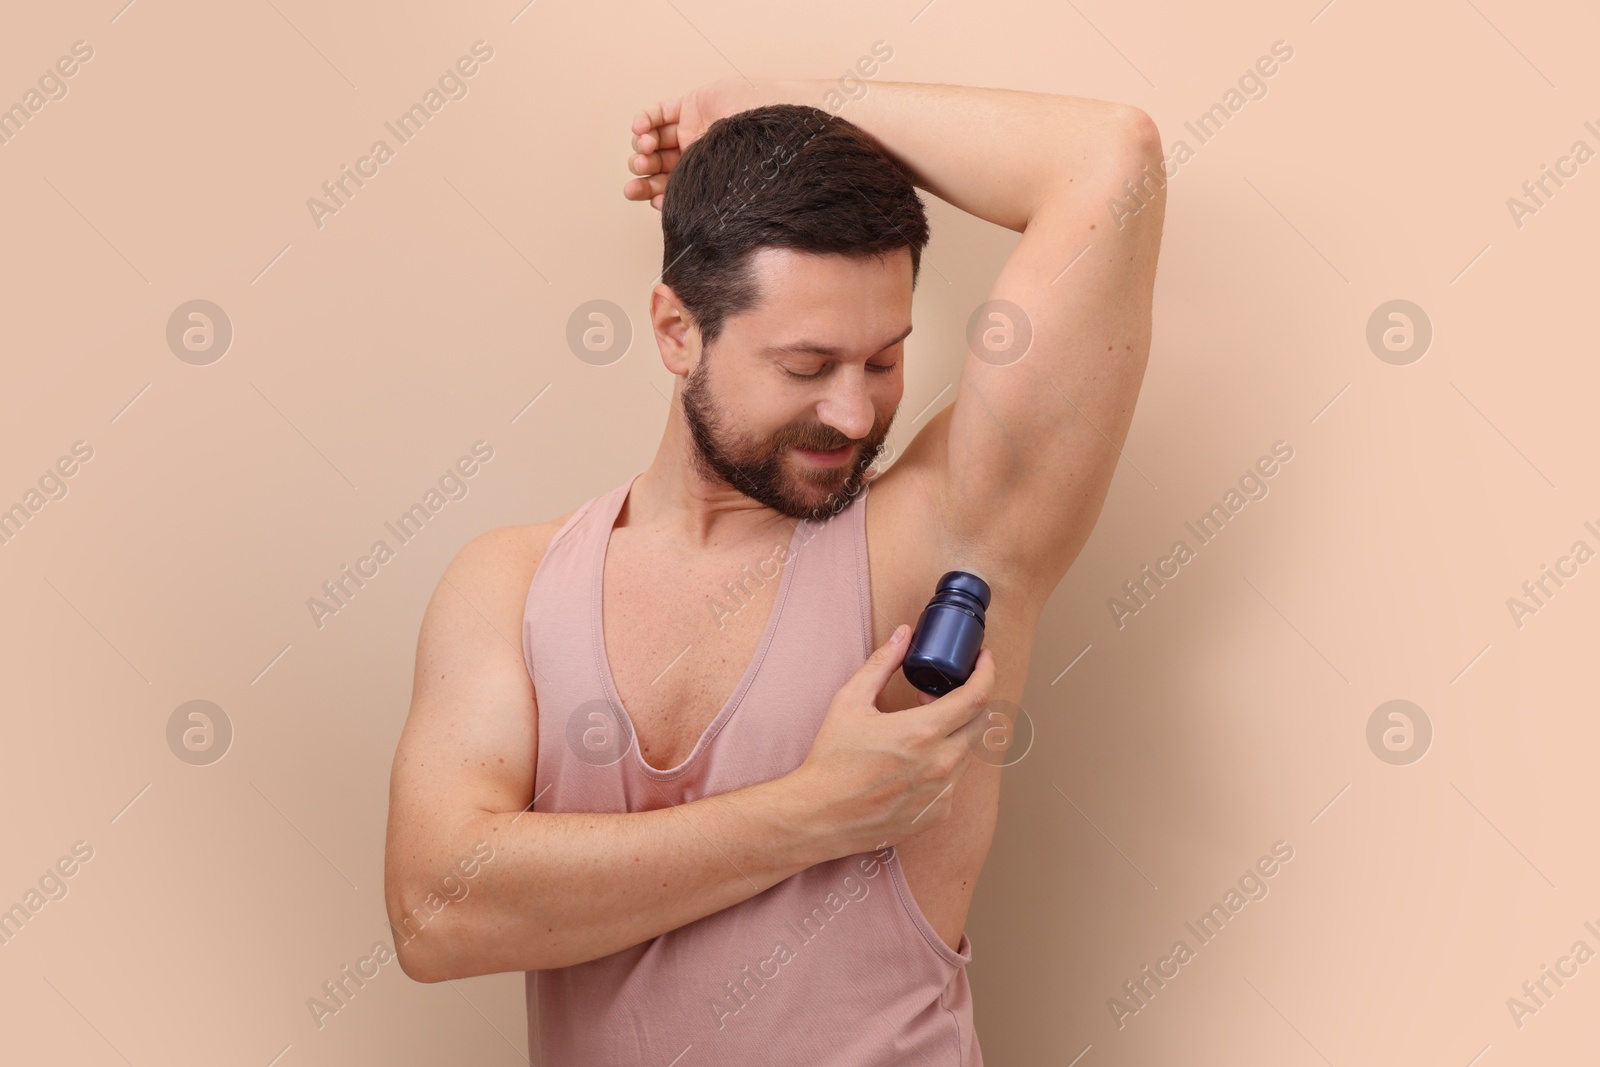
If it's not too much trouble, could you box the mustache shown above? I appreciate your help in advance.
[788,427,878,452]
[783,410,897,455]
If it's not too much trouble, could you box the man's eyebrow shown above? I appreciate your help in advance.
[765,323,914,357]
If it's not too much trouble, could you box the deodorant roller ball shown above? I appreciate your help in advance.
[902,570,990,696]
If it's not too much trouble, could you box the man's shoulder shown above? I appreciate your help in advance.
[463,513,575,570]
[441,513,578,610]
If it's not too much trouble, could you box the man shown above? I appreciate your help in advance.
[384,76,1164,1064]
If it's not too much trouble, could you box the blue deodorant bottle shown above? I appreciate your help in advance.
[902,569,991,696]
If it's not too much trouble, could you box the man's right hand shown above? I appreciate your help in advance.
[624,83,723,210]
[788,623,996,858]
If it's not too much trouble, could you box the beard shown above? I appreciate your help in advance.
[679,352,893,522]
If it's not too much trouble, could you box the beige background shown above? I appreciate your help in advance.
[2,0,1596,1063]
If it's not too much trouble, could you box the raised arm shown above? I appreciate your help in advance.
[628,79,1165,595]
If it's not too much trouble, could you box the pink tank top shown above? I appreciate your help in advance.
[520,470,980,1066]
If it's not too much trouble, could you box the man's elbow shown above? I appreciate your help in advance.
[388,887,553,980]
[386,881,468,983]
[1094,106,1163,190]
[1083,106,1166,231]
[390,912,449,983]
[1119,106,1163,167]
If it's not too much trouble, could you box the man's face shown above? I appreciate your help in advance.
[679,246,912,522]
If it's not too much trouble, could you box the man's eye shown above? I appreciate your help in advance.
[784,363,897,380]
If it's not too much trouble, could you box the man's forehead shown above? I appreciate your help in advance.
[734,247,914,348]
[746,244,911,281]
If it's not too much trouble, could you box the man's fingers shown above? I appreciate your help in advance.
[632,128,683,155]
[631,98,684,142]
[628,147,682,177]
[635,98,679,129]
[629,151,661,177]
[967,647,997,701]
[623,172,671,203]
[851,623,911,704]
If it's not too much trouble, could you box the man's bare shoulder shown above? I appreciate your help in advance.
[459,514,576,575]
[442,512,577,618]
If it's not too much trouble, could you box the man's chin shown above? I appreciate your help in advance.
[787,457,875,518]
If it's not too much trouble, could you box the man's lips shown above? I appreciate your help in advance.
[794,443,854,466]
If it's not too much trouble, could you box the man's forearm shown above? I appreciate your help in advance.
[393,773,834,980]
[713,77,1152,233]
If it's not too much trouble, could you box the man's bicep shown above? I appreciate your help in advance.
[938,130,1165,582]
[388,531,540,860]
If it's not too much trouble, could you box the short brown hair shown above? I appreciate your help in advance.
[661,104,930,352]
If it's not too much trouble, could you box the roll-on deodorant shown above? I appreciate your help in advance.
[902,569,990,696]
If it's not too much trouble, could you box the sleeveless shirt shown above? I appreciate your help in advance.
[520,470,981,1066]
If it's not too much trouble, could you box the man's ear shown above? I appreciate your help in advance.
[651,284,695,376]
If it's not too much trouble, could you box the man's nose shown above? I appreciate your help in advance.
[816,368,876,440]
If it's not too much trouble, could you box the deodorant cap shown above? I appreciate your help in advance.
[938,569,991,613]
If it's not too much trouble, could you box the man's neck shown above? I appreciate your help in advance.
[624,419,793,552]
